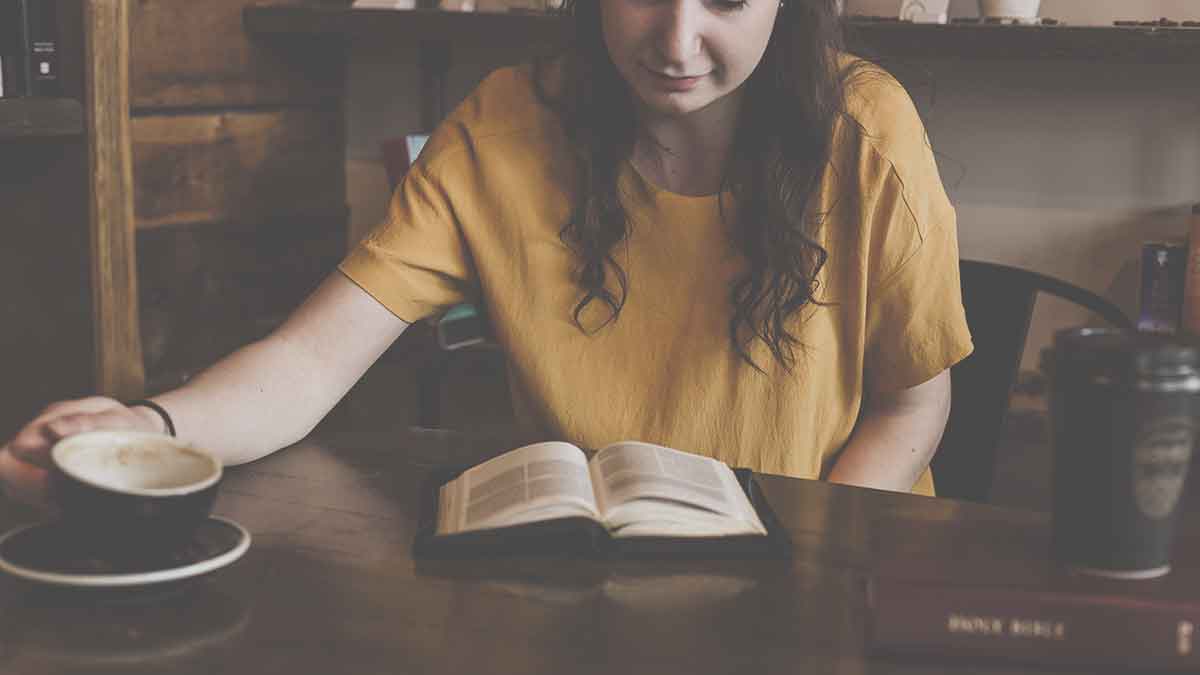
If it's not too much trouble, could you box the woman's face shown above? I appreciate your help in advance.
[600,0,781,121]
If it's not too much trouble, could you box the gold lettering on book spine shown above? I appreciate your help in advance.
[1009,618,1066,640]
[1180,621,1194,656]
[947,614,1066,640]
[948,614,1005,636]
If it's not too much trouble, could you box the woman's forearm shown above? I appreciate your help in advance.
[149,273,410,466]
[826,369,952,493]
[151,335,348,465]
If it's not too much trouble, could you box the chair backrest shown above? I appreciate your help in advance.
[418,304,504,428]
[932,260,1133,502]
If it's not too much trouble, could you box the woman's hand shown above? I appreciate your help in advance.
[0,397,165,510]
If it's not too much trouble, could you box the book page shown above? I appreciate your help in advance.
[437,441,600,535]
[590,441,766,538]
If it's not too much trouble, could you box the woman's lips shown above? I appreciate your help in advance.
[644,66,706,92]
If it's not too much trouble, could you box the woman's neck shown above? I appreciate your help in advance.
[630,96,741,197]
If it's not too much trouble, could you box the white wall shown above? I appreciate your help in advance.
[346,1,1200,373]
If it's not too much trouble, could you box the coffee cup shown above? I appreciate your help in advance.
[1049,328,1199,579]
[50,431,223,552]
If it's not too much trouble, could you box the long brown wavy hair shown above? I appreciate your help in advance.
[534,0,861,372]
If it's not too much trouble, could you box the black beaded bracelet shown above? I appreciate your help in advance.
[127,399,176,437]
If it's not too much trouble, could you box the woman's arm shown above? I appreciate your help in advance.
[1,272,410,508]
[151,272,410,464]
[826,369,952,492]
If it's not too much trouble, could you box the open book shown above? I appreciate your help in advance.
[432,441,770,544]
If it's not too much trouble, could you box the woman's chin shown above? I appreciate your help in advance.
[633,90,716,119]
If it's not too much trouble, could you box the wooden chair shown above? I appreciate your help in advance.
[931,259,1134,503]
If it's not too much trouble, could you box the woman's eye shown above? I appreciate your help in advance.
[713,0,749,11]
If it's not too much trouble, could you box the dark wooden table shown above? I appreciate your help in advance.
[1,428,1197,674]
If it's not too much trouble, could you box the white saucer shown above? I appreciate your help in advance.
[0,516,250,588]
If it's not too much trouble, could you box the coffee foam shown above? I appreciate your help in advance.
[55,433,221,495]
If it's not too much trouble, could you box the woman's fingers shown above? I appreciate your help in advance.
[0,396,154,510]
[4,424,59,469]
[0,446,55,511]
[5,397,127,468]
[39,396,119,418]
[43,412,114,445]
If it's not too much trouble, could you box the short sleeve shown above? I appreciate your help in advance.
[338,156,475,324]
[864,206,973,393]
[845,65,974,393]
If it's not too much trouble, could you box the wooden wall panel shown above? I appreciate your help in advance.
[130,0,345,109]
[132,109,345,230]
[0,1,93,439]
[0,142,95,440]
[137,213,347,389]
[127,1,349,386]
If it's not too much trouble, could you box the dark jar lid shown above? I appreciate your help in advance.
[1051,327,1200,381]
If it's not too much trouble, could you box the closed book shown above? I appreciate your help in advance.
[1137,240,1187,334]
[0,0,25,97]
[1,0,58,97]
[869,571,1200,670]
[1183,204,1200,336]
[21,0,59,97]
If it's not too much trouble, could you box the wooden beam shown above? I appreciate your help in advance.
[86,0,145,399]
[0,99,84,139]
[243,6,1200,65]
[131,108,345,230]
[132,0,344,109]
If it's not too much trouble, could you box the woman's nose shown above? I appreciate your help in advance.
[655,1,703,66]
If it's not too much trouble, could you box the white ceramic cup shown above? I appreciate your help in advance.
[978,0,1041,20]
[900,0,951,23]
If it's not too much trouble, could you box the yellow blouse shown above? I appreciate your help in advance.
[339,60,973,495]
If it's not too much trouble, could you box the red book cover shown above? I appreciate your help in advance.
[1181,204,1200,336]
[868,558,1200,670]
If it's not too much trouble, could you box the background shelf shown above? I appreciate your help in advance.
[243,6,1200,64]
[0,98,84,140]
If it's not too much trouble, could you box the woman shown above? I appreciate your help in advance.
[0,0,971,509]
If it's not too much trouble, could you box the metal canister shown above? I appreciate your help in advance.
[1049,327,1200,578]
